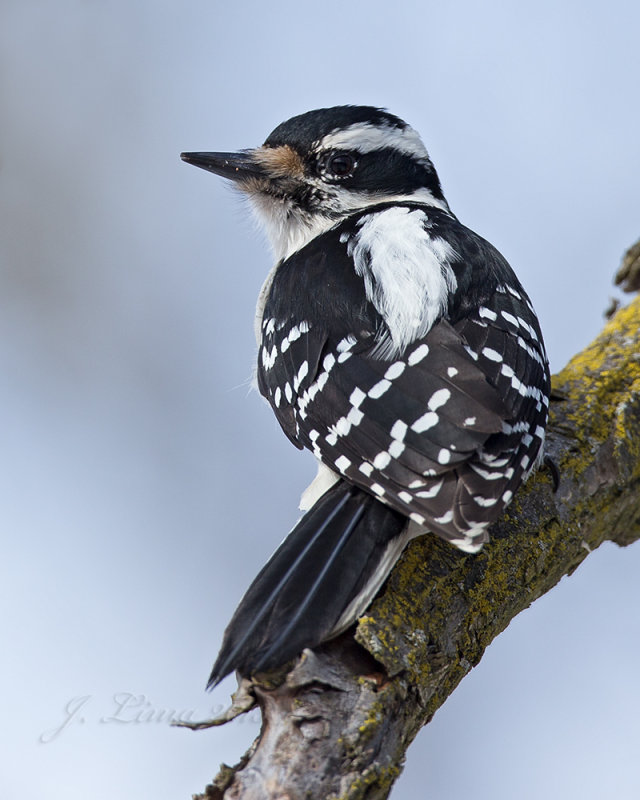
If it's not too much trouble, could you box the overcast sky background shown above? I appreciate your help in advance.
[2,1,640,798]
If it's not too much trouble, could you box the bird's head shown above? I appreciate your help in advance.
[182,105,450,262]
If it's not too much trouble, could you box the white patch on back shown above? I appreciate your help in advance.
[342,207,458,356]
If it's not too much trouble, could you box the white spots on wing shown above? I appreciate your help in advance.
[415,479,444,499]
[428,388,451,411]
[473,495,498,508]
[350,387,367,408]
[293,360,309,391]
[502,419,530,436]
[337,335,357,363]
[411,411,438,433]
[388,440,406,458]
[280,320,310,353]
[499,363,524,395]
[390,420,408,441]
[260,279,547,552]
[497,283,523,302]
[516,334,547,368]
[368,378,391,399]
[411,387,450,433]
[337,335,357,352]
[479,306,497,322]
[437,448,451,465]
[297,344,341,417]
[485,296,542,347]
[308,428,322,459]
[517,316,539,342]
[499,363,548,404]
[314,371,328,396]
[323,353,336,371]
[384,361,406,380]
[369,418,408,473]
[279,333,291,354]
[261,343,278,370]
[469,463,505,481]
[482,347,503,362]
[501,310,518,328]
[373,451,391,469]
[408,343,429,365]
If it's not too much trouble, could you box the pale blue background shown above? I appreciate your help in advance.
[2,1,640,798]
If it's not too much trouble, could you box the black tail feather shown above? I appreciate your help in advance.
[207,481,406,688]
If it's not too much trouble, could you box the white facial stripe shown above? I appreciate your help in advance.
[318,121,430,163]
[318,187,450,217]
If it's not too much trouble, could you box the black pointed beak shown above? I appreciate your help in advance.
[180,151,264,182]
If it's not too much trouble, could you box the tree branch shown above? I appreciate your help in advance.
[194,288,640,800]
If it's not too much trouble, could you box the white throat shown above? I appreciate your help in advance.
[248,193,336,263]
[249,187,449,264]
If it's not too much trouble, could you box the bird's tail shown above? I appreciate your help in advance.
[207,481,408,688]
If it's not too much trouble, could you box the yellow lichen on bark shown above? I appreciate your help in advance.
[553,295,640,458]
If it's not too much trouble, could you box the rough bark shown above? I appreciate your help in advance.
[192,285,640,800]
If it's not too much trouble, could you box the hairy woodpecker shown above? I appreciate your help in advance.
[182,105,550,688]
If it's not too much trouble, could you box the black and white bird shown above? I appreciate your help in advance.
[182,105,550,689]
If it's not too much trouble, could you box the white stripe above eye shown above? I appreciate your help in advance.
[318,121,431,162]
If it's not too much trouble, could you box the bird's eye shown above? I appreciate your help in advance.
[321,152,357,179]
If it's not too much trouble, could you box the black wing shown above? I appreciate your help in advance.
[257,208,549,550]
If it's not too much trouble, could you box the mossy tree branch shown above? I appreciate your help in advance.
[196,290,640,800]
